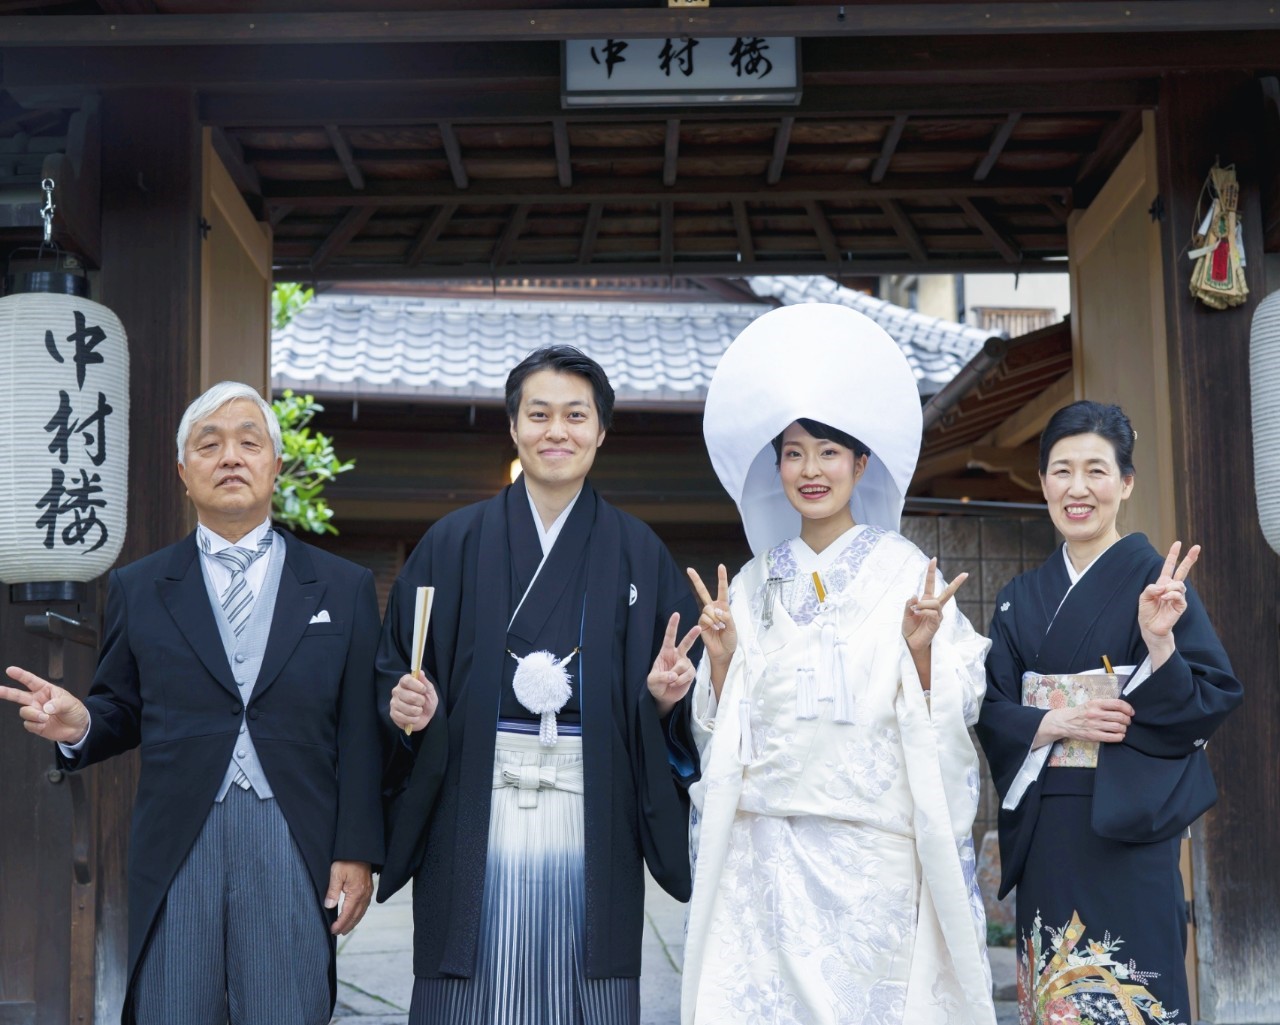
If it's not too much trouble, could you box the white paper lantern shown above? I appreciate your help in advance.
[0,288,129,583]
[1251,289,1280,557]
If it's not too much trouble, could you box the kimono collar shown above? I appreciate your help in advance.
[703,303,921,556]
[525,483,583,557]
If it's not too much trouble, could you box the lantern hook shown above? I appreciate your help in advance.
[39,177,56,246]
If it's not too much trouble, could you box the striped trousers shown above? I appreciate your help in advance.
[134,785,331,1025]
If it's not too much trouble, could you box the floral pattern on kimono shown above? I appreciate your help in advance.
[684,526,996,1025]
[1018,911,1180,1025]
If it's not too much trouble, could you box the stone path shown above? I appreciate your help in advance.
[332,873,1018,1024]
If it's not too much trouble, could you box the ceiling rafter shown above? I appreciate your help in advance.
[804,199,841,262]
[438,121,468,189]
[732,199,755,262]
[974,112,1021,181]
[870,114,908,184]
[552,118,572,189]
[324,123,365,190]
[579,201,602,264]
[491,203,529,268]
[660,201,674,265]
[956,196,1022,264]
[766,115,794,185]
[663,119,680,188]
[406,202,457,266]
[879,199,927,263]
[309,205,373,272]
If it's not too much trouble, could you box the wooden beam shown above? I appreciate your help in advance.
[663,119,680,188]
[406,202,456,266]
[660,201,673,265]
[1072,109,1143,206]
[191,80,1158,128]
[6,6,1280,47]
[324,123,365,191]
[986,371,1074,448]
[956,196,1022,263]
[732,199,754,262]
[490,203,528,268]
[871,114,908,184]
[268,203,293,228]
[974,112,1021,181]
[552,118,572,189]
[766,115,793,186]
[262,174,1072,209]
[309,205,373,272]
[1042,197,1071,223]
[209,125,261,197]
[804,199,841,262]
[1264,76,1280,252]
[578,201,602,264]
[95,0,157,12]
[279,254,1072,283]
[438,121,468,190]
[879,198,927,262]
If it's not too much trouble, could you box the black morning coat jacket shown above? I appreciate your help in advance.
[59,528,384,1024]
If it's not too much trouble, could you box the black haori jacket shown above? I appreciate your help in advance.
[376,477,700,979]
[975,533,1242,898]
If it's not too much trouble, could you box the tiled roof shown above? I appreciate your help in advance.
[748,276,1000,389]
[271,279,998,407]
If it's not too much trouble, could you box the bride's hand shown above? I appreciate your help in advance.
[902,558,968,652]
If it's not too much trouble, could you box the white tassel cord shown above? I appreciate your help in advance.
[509,649,576,746]
[795,666,818,720]
[833,640,855,724]
[818,622,837,702]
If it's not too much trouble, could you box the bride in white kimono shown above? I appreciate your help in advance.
[682,303,996,1025]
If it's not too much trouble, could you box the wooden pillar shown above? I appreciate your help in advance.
[1156,72,1280,1024]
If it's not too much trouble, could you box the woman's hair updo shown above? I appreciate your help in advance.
[771,418,871,465]
[1038,400,1136,477]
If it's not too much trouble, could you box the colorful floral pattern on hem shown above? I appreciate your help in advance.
[1017,911,1180,1025]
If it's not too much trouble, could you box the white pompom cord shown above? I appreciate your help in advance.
[510,649,575,746]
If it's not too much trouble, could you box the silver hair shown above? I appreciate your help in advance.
[175,381,283,465]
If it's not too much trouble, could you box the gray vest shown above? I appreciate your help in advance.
[201,530,286,802]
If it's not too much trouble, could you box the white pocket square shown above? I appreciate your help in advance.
[309,610,331,624]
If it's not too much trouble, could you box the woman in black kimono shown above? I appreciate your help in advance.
[975,401,1242,1025]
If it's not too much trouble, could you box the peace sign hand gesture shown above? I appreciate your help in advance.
[646,612,701,717]
[0,665,91,745]
[1138,541,1199,667]
[901,558,968,652]
[687,564,737,667]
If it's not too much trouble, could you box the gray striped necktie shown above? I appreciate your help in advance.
[203,531,274,637]
[201,531,274,790]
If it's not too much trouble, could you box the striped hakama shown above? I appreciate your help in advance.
[411,729,638,1025]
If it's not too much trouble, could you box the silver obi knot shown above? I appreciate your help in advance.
[494,761,585,809]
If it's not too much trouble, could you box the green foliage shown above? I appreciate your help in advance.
[987,921,1016,948]
[272,282,314,331]
[271,390,354,535]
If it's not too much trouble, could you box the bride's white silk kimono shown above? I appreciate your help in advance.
[683,525,996,1025]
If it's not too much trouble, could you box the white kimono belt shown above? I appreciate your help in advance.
[493,762,585,809]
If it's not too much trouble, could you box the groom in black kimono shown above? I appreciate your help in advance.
[376,345,700,1024]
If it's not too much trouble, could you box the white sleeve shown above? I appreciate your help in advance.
[57,715,92,758]
[1001,744,1051,810]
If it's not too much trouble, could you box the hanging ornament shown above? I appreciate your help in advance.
[509,647,577,745]
[1187,161,1249,310]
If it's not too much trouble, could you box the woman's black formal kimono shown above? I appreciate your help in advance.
[975,534,1241,1025]
[374,476,699,986]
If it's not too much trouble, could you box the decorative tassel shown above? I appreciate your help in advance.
[833,640,855,724]
[796,666,818,720]
[510,648,576,746]
[818,622,837,702]
[737,698,755,764]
